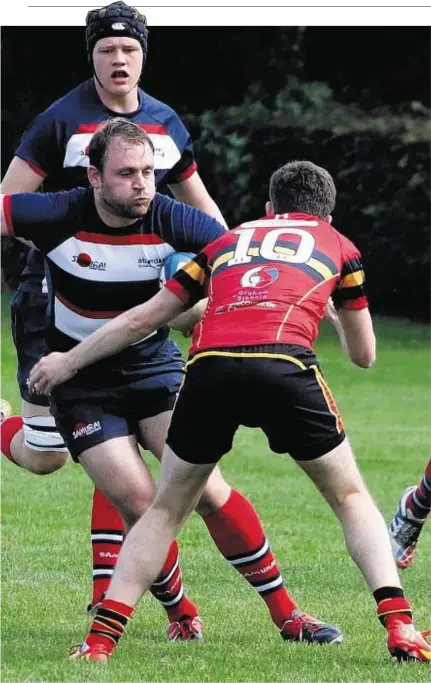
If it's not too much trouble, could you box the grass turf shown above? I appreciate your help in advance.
[1,293,430,682]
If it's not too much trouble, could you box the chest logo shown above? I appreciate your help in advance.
[241,266,279,288]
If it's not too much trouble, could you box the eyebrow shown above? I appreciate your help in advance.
[98,42,139,49]
[117,164,154,172]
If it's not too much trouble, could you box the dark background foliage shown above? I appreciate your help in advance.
[1,26,430,319]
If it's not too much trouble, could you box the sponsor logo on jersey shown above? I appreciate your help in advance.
[138,256,164,267]
[241,266,279,288]
[72,253,106,271]
[72,421,102,439]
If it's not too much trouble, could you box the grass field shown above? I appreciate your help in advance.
[1,292,430,683]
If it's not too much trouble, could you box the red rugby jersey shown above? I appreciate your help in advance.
[165,213,368,354]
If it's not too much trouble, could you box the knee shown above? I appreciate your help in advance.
[332,484,369,510]
[118,489,155,528]
[195,470,232,517]
[24,450,69,475]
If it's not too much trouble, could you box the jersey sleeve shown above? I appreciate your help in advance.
[164,248,211,305]
[153,193,226,252]
[332,237,369,310]
[3,190,79,252]
[15,110,63,179]
[161,114,197,185]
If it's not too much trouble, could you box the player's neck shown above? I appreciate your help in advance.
[94,79,139,114]
[94,196,139,228]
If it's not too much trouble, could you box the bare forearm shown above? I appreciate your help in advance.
[67,309,155,373]
[66,289,186,373]
[169,299,206,335]
[196,197,227,228]
[332,317,352,360]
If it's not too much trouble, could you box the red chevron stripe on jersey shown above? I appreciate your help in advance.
[75,232,166,246]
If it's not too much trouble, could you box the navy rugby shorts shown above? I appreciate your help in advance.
[10,288,50,407]
[50,342,184,461]
[166,344,346,465]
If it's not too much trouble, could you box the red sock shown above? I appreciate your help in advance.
[150,540,199,623]
[91,488,125,607]
[86,598,134,655]
[202,489,298,629]
[1,416,23,465]
[376,596,413,628]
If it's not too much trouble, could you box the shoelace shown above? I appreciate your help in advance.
[296,612,322,632]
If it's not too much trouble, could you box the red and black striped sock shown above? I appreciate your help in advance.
[150,540,199,623]
[202,489,298,629]
[91,488,124,607]
[405,459,431,520]
[0,416,23,466]
[86,598,134,655]
[374,586,413,628]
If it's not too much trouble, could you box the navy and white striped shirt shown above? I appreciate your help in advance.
[15,79,199,292]
[5,187,225,387]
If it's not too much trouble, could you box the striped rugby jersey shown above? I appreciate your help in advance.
[15,79,198,292]
[165,213,369,354]
[5,188,225,383]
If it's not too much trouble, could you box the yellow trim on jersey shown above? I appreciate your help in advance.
[339,270,365,288]
[212,251,234,272]
[273,245,295,256]
[182,260,206,285]
[306,257,335,281]
[185,350,307,371]
[212,245,335,282]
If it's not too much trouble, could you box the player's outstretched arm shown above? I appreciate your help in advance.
[337,307,376,368]
[324,298,352,360]
[28,288,188,394]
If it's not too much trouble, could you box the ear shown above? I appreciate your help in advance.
[326,215,333,224]
[265,201,274,216]
[87,166,101,189]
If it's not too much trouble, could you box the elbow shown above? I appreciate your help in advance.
[353,354,375,369]
[351,345,376,369]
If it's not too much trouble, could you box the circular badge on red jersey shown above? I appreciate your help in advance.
[241,266,279,288]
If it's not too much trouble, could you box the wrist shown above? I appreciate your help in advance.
[65,350,80,376]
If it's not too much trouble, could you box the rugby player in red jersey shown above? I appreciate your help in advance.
[27,160,431,664]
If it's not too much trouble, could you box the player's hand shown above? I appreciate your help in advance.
[28,352,77,395]
[324,297,339,325]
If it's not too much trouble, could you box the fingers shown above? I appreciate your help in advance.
[28,360,52,395]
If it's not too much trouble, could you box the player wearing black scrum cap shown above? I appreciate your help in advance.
[85,1,149,99]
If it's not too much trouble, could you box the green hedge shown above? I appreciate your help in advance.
[185,80,430,320]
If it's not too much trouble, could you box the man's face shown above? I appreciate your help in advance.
[93,37,143,96]
[93,137,156,219]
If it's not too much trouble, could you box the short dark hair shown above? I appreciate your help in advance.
[269,161,336,218]
[88,117,154,171]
